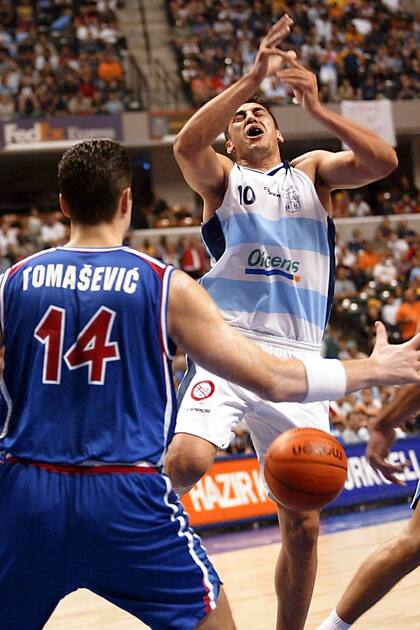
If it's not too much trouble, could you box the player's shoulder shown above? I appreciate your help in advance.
[3,247,57,280]
[121,247,173,280]
[291,149,332,169]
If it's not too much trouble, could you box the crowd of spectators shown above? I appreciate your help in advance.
[0,0,133,119]
[167,0,420,107]
[143,175,419,227]
[139,191,202,229]
[332,175,420,217]
[0,203,419,453]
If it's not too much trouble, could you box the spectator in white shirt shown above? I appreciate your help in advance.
[40,213,66,247]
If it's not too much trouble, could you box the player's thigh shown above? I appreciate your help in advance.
[246,399,330,478]
[81,473,223,630]
[175,362,248,449]
[0,463,69,628]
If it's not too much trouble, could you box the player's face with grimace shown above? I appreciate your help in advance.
[225,99,284,160]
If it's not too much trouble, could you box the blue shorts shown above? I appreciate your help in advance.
[0,460,221,630]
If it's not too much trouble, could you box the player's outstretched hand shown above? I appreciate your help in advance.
[370,321,420,385]
[366,423,405,486]
[250,14,295,84]
[276,52,320,114]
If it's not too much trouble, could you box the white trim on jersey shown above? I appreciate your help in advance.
[122,246,167,269]
[162,476,218,611]
[123,247,175,359]
[161,267,175,359]
[56,246,125,252]
[0,249,57,335]
[0,376,13,439]
[158,354,175,468]
[0,266,12,340]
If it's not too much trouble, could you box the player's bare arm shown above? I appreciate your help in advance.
[280,55,398,192]
[366,383,420,485]
[173,14,293,220]
[168,271,420,403]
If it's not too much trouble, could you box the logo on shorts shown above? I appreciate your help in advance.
[191,380,215,401]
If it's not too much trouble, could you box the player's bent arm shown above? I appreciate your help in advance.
[306,105,398,188]
[167,273,420,402]
[293,147,397,191]
[173,146,233,218]
[370,384,420,431]
[173,72,261,214]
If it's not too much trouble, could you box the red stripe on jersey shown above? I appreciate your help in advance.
[123,248,169,355]
[6,457,159,475]
[7,260,26,280]
[127,249,166,281]
[202,580,213,615]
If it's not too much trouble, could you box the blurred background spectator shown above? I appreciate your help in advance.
[167,0,419,107]
[0,0,133,119]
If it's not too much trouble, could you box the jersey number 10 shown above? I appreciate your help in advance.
[34,305,120,385]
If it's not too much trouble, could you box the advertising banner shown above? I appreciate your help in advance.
[0,114,123,149]
[182,437,420,528]
[148,109,196,139]
[341,99,396,147]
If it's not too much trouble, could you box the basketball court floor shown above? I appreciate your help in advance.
[45,504,419,630]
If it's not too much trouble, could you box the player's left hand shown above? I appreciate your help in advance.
[366,423,405,486]
[276,54,321,114]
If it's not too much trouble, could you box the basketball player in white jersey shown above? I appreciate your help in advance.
[316,382,420,630]
[165,15,399,630]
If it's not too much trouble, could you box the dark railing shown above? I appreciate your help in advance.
[150,58,181,109]
[137,0,152,67]
[127,53,150,110]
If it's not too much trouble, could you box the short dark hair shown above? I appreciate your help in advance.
[58,139,132,225]
[224,93,279,141]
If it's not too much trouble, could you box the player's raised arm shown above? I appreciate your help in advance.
[168,271,420,403]
[279,55,398,190]
[173,14,294,217]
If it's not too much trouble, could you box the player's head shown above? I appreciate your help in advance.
[224,95,283,162]
[58,139,132,226]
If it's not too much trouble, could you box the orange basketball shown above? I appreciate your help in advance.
[264,428,348,511]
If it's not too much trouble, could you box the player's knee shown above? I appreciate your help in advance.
[281,511,320,554]
[394,531,420,568]
[165,434,217,494]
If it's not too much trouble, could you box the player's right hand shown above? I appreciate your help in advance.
[366,423,405,486]
[370,321,420,386]
[250,14,295,84]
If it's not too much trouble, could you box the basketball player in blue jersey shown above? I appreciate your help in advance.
[165,14,400,630]
[317,382,420,630]
[2,139,418,630]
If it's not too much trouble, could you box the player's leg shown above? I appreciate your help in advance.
[276,504,321,630]
[195,587,235,629]
[316,499,420,629]
[165,364,247,495]
[81,471,235,630]
[165,432,218,495]
[0,462,69,629]
[247,391,329,630]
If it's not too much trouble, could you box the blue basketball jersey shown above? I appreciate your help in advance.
[0,246,177,466]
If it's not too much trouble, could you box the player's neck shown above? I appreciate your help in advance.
[237,150,282,172]
[65,222,124,248]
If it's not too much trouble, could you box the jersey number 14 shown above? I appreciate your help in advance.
[34,305,120,385]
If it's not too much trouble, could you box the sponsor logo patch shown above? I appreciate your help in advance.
[191,380,215,401]
[245,248,301,282]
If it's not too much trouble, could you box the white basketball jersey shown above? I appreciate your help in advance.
[200,162,335,347]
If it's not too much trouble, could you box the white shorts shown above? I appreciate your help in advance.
[411,480,420,510]
[176,336,330,471]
